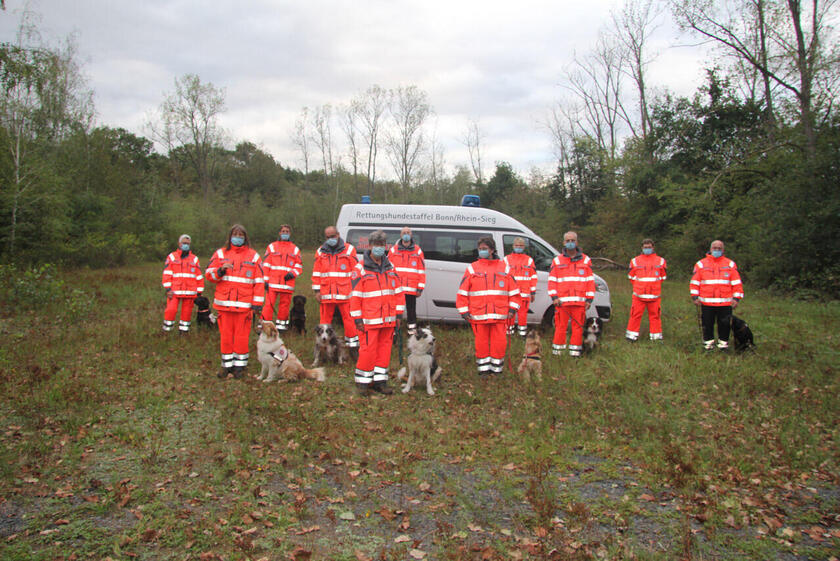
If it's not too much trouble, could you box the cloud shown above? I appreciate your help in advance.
[1,0,707,179]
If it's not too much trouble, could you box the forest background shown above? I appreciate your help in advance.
[1,0,838,297]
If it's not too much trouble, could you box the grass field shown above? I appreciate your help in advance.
[0,254,838,560]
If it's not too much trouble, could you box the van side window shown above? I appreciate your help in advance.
[424,232,489,263]
[347,229,401,251]
[503,235,554,272]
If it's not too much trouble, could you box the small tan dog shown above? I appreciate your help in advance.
[516,330,543,382]
[257,322,326,383]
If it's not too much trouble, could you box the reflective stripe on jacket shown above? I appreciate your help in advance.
[262,241,303,292]
[503,253,537,296]
[548,251,595,306]
[628,253,667,300]
[455,258,520,323]
[388,241,426,295]
[162,251,204,297]
[350,252,406,327]
[690,254,743,306]
[312,239,362,302]
[205,246,265,312]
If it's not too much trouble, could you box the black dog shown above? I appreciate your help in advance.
[290,294,307,334]
[194,295,216,328]
[731,315,755,352]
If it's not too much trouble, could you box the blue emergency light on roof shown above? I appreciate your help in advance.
[360,195,371,204]
[461,194,480,207]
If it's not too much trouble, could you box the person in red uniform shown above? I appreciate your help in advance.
[389,226,425,336]
[690,239,744,350]
[503,237,537,337]
[312,226,362,352]
[548,231,595,357]
[261,224,303,331]
[625,238,667,342]
[456,236,519,375]
[161,234,204,333]
[350,230,405,396]
[205,224,265,379]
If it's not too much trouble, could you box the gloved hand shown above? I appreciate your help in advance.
[508,309,516,319]
[416,289,423,298]
[252,306,263,315]
[284,272,295,281]
[461,312,472,322]
[355,319,365,333]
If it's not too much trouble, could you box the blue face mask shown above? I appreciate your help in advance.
[180,243,190,252]
[642,247,653,255]
[513,246,524,254]
[230,236,245,247]
[326,237,338,247]
[280,233,290,241]
[402,234,411,243]
[564,242,577,251]
[371,246,386,258]
[478,249,490,259]
[711,249,723,258]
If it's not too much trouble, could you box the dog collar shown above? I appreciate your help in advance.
[524,355,541,361]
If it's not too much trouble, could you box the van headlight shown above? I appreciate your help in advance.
[595,279,608,293]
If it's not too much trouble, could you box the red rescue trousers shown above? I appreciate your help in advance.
[261,291,292,327]
[625,296,662,340]
[507,296,530,334]
[471,322,507,374]
[217,310,252,369]
[163,296,195,332]
[553,305,586,356]
[354,327,394,385]
[319,302,359,347]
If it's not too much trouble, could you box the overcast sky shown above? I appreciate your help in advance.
[1,0,709,179]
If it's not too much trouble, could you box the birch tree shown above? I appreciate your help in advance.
[385,85,431,192]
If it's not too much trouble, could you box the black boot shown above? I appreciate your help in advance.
[217,366,232,379]
[371,381,394,395]
[232,366,245,379]
[356,383,370,397]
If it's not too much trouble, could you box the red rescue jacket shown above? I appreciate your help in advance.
[548,250,595,306]
[262,240,303,293]
[312,239,362,302]
[690,254,744,306]
[205,245,265,312]
[456,257,520,323]
[628,253,667,300]
[503,252,537,296]
[162,250,204,297]
[388,241,426,295]
[349,252,406,328]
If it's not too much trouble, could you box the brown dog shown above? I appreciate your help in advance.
[516,330,542,383]
[257,322,326,383]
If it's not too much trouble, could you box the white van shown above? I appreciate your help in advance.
[336,204,611,327]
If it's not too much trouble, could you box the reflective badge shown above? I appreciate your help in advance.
[392,280,396,287]
[499,280,504,288]
[246,270,252,278]
[341,264,346,270]
[579,269,585,275]
[724,272,729,278]
[411,260,416,266]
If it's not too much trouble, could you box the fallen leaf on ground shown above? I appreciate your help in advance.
[394,535,411,543]
[409,549,426,559]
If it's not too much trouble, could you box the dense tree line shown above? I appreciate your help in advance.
[1,2,838,297]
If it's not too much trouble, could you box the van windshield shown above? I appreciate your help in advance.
[503,235,555,272]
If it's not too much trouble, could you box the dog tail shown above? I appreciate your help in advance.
[396,366,407,381]
[305,367,326,382]
[431,366,442,383]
